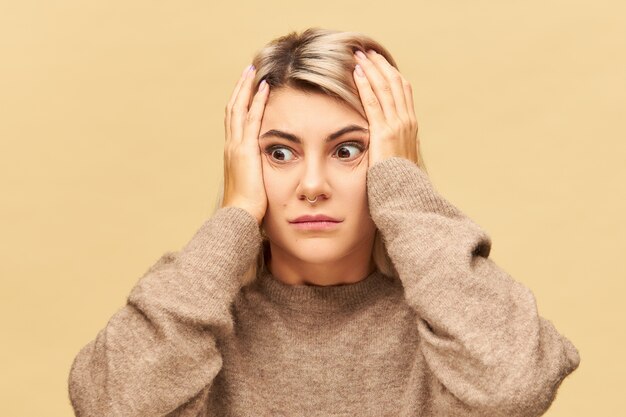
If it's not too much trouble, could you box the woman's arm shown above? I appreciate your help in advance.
[67,206,262,417]
[366,157,580,417]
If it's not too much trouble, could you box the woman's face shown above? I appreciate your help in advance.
[259,87,377,267]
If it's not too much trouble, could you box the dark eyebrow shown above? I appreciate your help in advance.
[259,124,369,144]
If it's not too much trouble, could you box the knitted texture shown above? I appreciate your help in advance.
[68,156,580,416]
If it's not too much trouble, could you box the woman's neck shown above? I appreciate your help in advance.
[265,248,377,287]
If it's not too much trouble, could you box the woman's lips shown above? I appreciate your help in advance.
[290,220,342,231]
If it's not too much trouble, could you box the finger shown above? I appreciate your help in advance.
[401,74,417,131]
[353,63,386,128]
[225,64,254,141]
[354,50,396,121]
[230,67,257,144]
[366,50,409,122]
[242,79,270,144]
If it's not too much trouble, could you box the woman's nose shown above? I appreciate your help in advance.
[298,159,329,198]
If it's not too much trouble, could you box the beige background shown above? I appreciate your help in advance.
[1,0,624,415]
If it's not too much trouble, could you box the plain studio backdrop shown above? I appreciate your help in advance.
[0,1,624,416]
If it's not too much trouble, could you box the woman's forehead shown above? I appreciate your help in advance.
[259,124,369,147]
[261,89,367,139]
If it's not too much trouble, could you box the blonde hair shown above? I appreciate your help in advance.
[213,27,429,286]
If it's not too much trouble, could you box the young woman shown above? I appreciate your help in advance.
[68,27,580,416]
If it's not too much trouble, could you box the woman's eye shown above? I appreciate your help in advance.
[265,146,295,162]
[334,142,365,160]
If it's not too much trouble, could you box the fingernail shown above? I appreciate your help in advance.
[243,64,253,75]
[259,79,267,92]
[355,50,366,60]
[355,64,364,77]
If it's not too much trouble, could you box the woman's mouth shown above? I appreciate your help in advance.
[290,221,342,231]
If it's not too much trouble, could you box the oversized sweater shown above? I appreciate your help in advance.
[67,156,580,417]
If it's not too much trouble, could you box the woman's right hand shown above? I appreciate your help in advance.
[222,65,270,225]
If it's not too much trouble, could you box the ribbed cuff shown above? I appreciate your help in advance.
[366,157,460,218]
[177,206,262,288]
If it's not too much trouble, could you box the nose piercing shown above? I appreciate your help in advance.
[306,196,318,203]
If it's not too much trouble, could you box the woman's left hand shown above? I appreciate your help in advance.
[352,49,419,167]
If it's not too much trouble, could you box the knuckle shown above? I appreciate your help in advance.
[245,112,259,124]
[382,128,395,141]
[390,71,402,83]
[391,118,404,132]
[232,102,247,114]
[365,96,379,107]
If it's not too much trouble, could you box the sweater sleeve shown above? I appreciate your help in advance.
[366,157,581,417]
[67,206,262,417]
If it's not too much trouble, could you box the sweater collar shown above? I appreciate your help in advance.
[256,265,389,313]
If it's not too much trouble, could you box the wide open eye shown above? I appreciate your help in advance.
[265,145,295,163]
[334,141,366,160]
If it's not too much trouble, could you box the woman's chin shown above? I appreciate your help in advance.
[266,233,357,263]
[291,246,349,264]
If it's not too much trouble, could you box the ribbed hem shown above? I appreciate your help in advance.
[255,266,390,313]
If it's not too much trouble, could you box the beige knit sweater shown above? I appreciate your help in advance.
[68,156,580,417]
